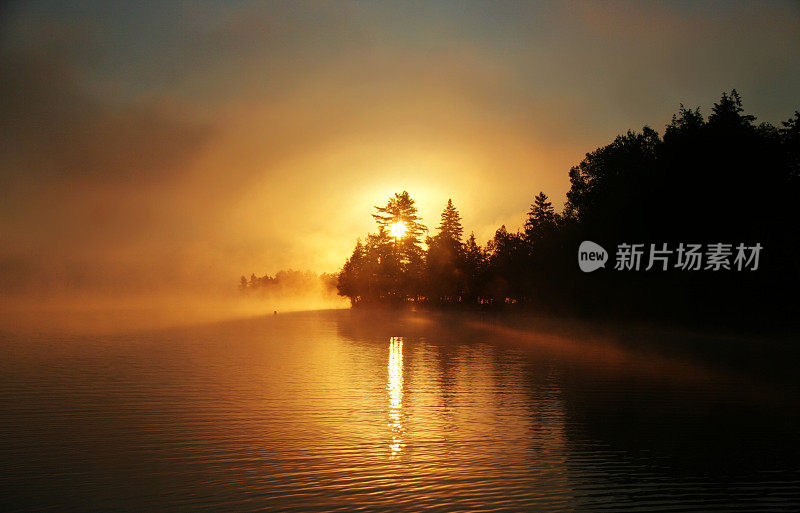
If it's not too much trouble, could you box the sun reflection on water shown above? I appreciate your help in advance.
[387,336,404,459]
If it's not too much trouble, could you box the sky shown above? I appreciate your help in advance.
[1,0,799,299]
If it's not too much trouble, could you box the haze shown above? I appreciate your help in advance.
[1,1,799,328]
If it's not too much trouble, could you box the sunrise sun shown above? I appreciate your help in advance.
[388,221,407,238]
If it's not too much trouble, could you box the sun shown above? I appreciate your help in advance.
[388,221,407,238]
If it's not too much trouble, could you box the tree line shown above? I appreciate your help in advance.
[240,269,338,295]
[335,91,800,323]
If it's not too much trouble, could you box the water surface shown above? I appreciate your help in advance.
[1,309,798,511]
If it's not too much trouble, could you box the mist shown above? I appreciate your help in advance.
[2,1,799,333]
[0,282,347,336]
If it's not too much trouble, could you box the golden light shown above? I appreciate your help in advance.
[387,337,404,459]
[388,221,407,238]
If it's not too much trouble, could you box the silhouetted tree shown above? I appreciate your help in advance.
[438,199,464,242]
[338,191,428,305]
[337,240,367,304]
[708,89,755,129]
[372,191,426,256]
[781,111,800,177]
[522,192,563,306]
[524,192,557,242]
[462,232,486,303]
[485,225,526,303]
[333,91,799,322]
[239,269,337,297]
[374,191,427,297]
[425,199,465,304]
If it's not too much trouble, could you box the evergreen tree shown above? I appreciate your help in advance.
[664,104,704,142]
[485,225,526,303]
[524,192,556,242]
[425,199,465,303]
[337,191,428,304]
[367,228,402,301]
[372,191,426,247]
[332,91,800,321]
[337,240,366,304]
[781,111,800,177]
[372,191,427,286]
[708,89,755,129]
[462,232,486,302]
[438,198,464,243]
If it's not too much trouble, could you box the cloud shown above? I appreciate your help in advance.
[0,47,212,187]
[0,40,217,295]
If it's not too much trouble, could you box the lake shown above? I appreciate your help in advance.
[1,309,798,511]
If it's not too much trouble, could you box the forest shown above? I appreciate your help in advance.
[334,91,800,323]
[239,269,338,296]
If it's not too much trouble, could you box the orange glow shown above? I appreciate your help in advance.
[387,336,404,458]
[388,221,407,238]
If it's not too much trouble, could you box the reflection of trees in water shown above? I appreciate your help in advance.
[557,359,800,503]
[333,309,800,508]
[336,311,570,488]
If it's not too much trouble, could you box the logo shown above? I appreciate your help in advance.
[578,241,608,272]
[577,241,762,272]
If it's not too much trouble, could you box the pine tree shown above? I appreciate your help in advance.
[781,111,800,176]
[337,240,366,304]
[354,192,428,302]
[709,89,755,128]
[372,191,426,244]
[437,198,464,243]
[462,232,485,302]
[665,104,704,141]
[485,225,526,303]
[524,192,556,241]
[424,199,466,303]
[463,232,483,268]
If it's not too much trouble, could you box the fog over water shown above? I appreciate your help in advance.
[0,288,347,335]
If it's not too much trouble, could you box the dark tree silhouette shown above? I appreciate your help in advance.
[438,199,464,242]
[337,191,428,305]
[372,192,426,245]
[524,192,557,242]
[781,111,800,177]
[708,89,755,129]
[484,225,526,303]
[462,232,486,303]
[239,269,338,296]
[373,191,427,294]
[425,199,466,304]
[338,240,367,303]
[332,91,799,323]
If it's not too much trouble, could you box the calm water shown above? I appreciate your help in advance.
[1,309,798,511]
